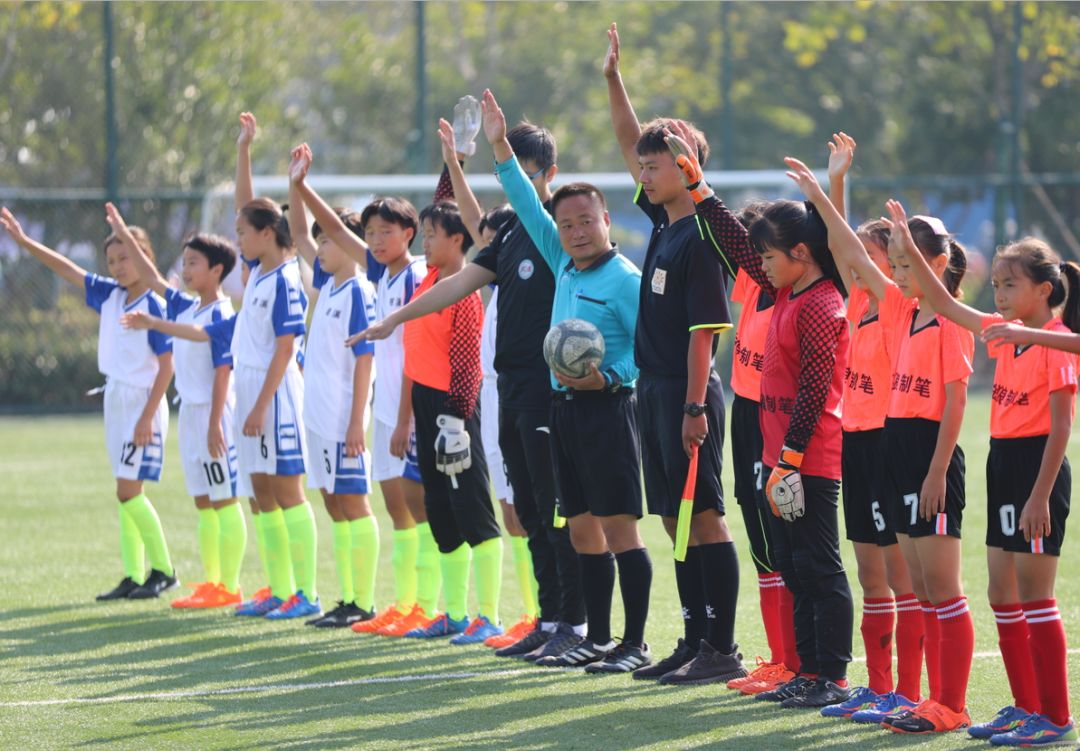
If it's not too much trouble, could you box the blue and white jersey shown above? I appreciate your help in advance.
[232,259,307,371]
[165,289,234,405]
[304,260,376,440]
[372,257,427,426]
[84,274,172,389]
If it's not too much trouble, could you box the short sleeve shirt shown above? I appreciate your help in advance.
[232,259,307,371]
[841,285,893,432]
[165,289,234,405]
[85,274,171,389]
[730,268,774,401]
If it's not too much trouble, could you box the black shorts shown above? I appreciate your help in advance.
[731,394,764,504]
[549,389,642,519]
[882,417,965,539]
[638,371,725,518]
[986,435,1070,556]
[842,428,897,547]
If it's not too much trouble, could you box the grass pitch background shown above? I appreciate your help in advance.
[1,401,1078,750]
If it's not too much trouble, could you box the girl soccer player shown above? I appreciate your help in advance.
[666,134,855,708]
[0,207,177,601]
[897,215,1078,747]
[784,158,975,734]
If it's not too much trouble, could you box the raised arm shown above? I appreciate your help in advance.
[602,22,642,183]
[827,133,855,222]
[122,310,211,342]
[784,156,890,301]
[293,147,369,266]
[287,144,318,269]
[438,118,483,246]
[1,207,86,288]
[884,199,984,334]
[105,203,168,297]
[235,112,257,213]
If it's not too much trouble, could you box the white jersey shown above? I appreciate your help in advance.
[481,286,499,379]
[84,274,172,389]
[165,289,235,405]
[373,257,427,426]
[304,260,376,441]
[232,259,307,371]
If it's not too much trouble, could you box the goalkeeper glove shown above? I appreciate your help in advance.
[667,135,714,203]
[452,95,482,157]
[766,446,805,522]
[435,414,471,477]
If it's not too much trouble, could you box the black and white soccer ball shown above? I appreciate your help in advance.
[543,318,605,380]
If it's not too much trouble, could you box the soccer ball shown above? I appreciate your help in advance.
[543,318,605,380]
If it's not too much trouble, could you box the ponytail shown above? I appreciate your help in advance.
[240,198,292,249]
[909,216,965,298]
[1059,261,1080,333]
[944,239,967,299]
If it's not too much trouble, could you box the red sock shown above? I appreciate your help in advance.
[861,597,896,694]
[1023,599,1071,726]
[895,594,924,701]
[921,601,941,701]
[936,596,975,713]
[758,573,786,665]
[993,603,1040,713]
[778,583,799,673]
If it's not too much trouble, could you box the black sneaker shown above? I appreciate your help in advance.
[585,641,652,674]
[307,600,346,626]
[314,602,374,628]
[127,569,179,599]
[523,623,580,663]
[96,576,141,601]
[658,640,748,685]
[756,675,812,702]
[536,638,614,668]
[495,626,552,658]
[780,678,852,708]
[632,638,697,681]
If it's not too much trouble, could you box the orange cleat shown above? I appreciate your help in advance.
[376,604,432,637]
[735,660,795,695]
[352,605,405,634]
[888,699,971,734]
[195,583,242,608]
[484,616,537,648]
[172,582,219,609]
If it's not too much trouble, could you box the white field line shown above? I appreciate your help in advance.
[3,649,1080,708]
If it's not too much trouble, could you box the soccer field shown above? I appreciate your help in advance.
[1,404,1078,750]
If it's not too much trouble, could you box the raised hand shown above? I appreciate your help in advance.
[603,21,620,79]
[784,156,827,204]
[452,95,482,157]
[481,89,507,146]
[827,132,856,184]
[664,127,712,202]
[104,202,131,235]
[289,143,312,185]
[883,199,918,260]
[438,118,460,166]
[0,207,27,244]
[237,111,257,148]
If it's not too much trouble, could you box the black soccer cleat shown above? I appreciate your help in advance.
[756,675,812,703]
[536,638,614,668]
[658,640,748,686]
[632,638,697,681]
[522,623,580,663]
[127,569,179,599]
[495,626,552,658]
[316,602,374,628]
[780,678,852,709]
[585,641,652,674]
[96,576,141,601]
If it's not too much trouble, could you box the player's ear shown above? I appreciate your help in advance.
[790,243,808,263]
[545,164,558,184]
[403,226,415,245]
[602,210,611,229]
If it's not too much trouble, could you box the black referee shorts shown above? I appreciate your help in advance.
[987,435,1070,556]
[549,388,642,519]
[842,428,897,547]
[882,417,965,539]
[638,371,726,518]
[411,382,501,553]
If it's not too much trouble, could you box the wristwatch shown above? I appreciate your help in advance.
[683,402,707,417]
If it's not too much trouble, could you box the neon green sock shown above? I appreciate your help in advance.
[350,515,380,612]
[510,535,537,619]
[472,537,503,622]
[197,507,221,584]
[282,503,317,599]
[118,503,145,584]
[261,508,295,598]
[441,542,472,622]
[252,511,270,585]
[123,494,173,577]
[332,520,354,604]
[392,527,419,610]
[216,503,247,594]
[415,522,442,615]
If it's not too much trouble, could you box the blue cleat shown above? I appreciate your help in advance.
[265,590,322,620]
[236,594,283,617]
[450,615,503,645]
[989,714,1077,746]
[851,692,918,724]
[820,686,879,718]
[970,706,1035,739]
[404,613,469,638]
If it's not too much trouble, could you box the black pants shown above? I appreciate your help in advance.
[731,395,775,574]
[764,469,853,681]
[412,382,501,553]
[500,404,586,625]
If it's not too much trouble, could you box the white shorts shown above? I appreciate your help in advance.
[104,379,168,482]
[481,376,513,503]
[307,429,371,495]
[179,400,241,501]
[234,364,307,477]
[371,419,422,483]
